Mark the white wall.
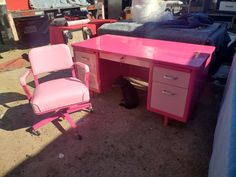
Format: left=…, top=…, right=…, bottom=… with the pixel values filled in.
left=0, top=0, right=6, bottom=5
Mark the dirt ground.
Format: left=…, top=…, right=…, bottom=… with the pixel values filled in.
left=0, top=48, right=221, bottom=177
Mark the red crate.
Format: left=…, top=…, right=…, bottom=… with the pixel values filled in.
left=5, top=0, right=30, bottom=11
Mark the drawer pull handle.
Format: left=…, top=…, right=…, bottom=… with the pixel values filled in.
left=163, top=75, right=178, bottom=80
left=162, top=90, right=176, bottom=96
left=81, top=56, right=89, bottom=61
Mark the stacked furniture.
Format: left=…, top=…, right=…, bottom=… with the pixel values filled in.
left=49, top=19, right=116, bottom=44
left=97, top=17, right=230, bottom=74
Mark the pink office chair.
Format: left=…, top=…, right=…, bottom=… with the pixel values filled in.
left=20, top=44, right=93, bottom=135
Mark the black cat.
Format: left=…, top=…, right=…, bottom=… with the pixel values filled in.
left=118, top=77, right=139, bottom=109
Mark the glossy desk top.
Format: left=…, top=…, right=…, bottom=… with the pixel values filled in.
left=72, top=34, right=215, bottom=69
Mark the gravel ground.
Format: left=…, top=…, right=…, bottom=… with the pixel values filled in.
left=0, top=48, right=221, bottom=177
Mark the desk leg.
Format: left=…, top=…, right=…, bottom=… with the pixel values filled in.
left=164, top=116, right=168, bottom=127
left=89, top=90, right=99, bottom=97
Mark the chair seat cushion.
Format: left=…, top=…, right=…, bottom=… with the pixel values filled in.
left=31, top=77, right=90, bottom=114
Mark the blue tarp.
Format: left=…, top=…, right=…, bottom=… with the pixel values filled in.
left=209, top=55, right=236, bottom=177
left=156, top=13, right=214, bottom=28
left=98, top=22, right=230, bottom=51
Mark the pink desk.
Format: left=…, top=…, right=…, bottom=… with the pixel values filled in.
left=49, top=19, right=116, bottom=44
left=72, top=34, right=215, bottom=125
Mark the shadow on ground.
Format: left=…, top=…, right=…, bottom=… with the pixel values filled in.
left=0, top=103, right=34, bottom=131
left=2, top=85, right=220, bottom=177
left=0, top=92, right=34, bottom=130
left=0, top=92, right=26, bottom=108
left=0, top=33, right=50, bottom=53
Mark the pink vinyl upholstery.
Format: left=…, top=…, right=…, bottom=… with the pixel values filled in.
left=31, top=77, right=90, bottom=114
left=29, top=44, right=73, bottom=75
left=20, top=44, right=92, bottom=135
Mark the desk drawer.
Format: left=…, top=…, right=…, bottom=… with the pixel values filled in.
left=90, top=73, right=99, bottom=90
left=151, top=82, right=188, bottom=117
left=152, top=66, right=190, bottom=88
left=75, top=51, right=97, bottom=68
left=100, top=52, right=150, bottom=68
left=76, top=68, right=99, bottom=90
left=75, top=63, right=97, bottom=75
left=100, top=52, right=122, bottom=62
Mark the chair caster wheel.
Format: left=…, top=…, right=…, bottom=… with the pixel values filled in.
left=74, top=132, right=83, bottom=140
left=26, top=127, right=40, bottom=136
left=89, top=107, right=94, bottom=113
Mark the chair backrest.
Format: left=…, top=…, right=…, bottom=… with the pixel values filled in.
left=29, top=44, right=73, bottom=75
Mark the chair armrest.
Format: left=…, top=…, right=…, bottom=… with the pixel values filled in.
left=20, top=69, right=33, bottom=100
left=74, top=62, right=90, bottom=87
